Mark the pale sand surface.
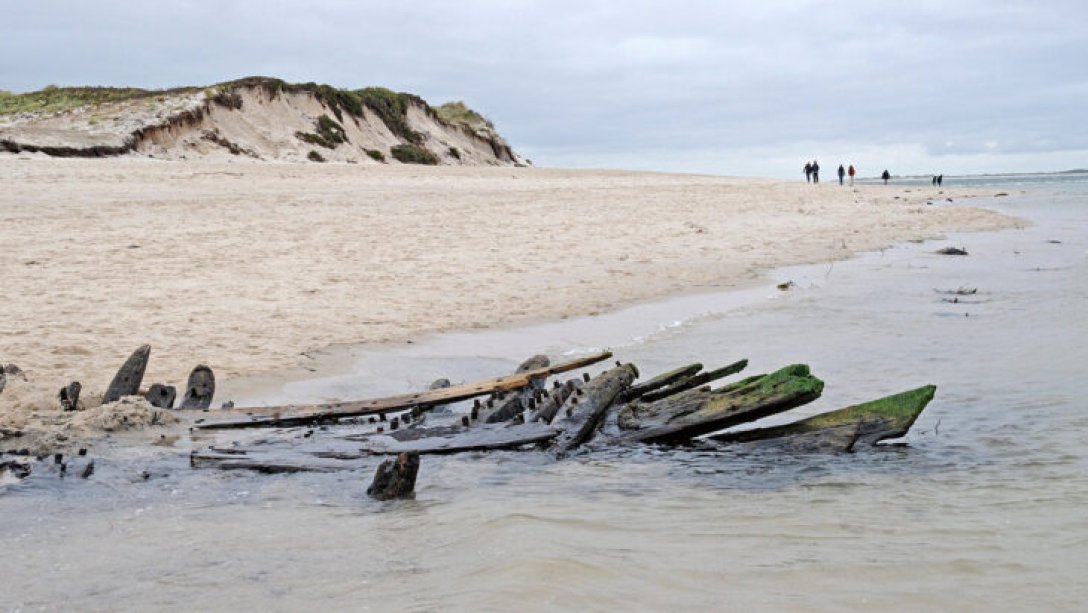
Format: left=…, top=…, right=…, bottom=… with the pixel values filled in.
left=0, top=158, right=1020, bottom=425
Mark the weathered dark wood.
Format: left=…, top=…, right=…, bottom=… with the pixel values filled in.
left=618, top=363, right=703, bottom=403
left=612, top=364, right=824, bottom=445
left=180, top=365, right=215, bottom=409
left=529, top=379, right=579, bottom=423
left=711, top=385, right=936, bottom=449
left=347, top=421, right=558, bottom=455
left=144, top=384, right=176, bottom=409
left=103, top=345, right=151, bottom=404
left=190, top=452, right=344, bottom=473
left=639, top=360, right=748, bottom=403
left=367, top=452, right=420, bottom=500
left=551, top=364, right=639, bottom=454
left=190, top=351, right=612, bottom=430
left=58, top=381, right=82, bottom=411
left=479, top=355, right=552, bottom=423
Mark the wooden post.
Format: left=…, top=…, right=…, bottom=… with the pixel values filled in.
left=367, top=452, right=420, bottom=500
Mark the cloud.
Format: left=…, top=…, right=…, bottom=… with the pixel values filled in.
left=1, top=0, right=1085, bottom=176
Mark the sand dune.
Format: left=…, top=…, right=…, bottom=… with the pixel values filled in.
left=0, top=159, right=1020, bottom=422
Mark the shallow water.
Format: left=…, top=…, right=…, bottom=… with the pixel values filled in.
left=3, top=177, right=1087, bottom=611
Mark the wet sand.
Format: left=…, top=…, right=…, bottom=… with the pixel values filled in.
left=0, top=158, right=1019, bottom=421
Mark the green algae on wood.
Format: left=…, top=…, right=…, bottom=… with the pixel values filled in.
left=614, top=364, right=824, bottom=445
left=712, top=384, right=936, bottom=449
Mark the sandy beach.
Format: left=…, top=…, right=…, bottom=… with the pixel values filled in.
left=0, top=158, right=1019, bottom=421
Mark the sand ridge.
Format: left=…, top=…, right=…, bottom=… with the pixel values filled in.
left=0, top=159, right=1020, bottom=421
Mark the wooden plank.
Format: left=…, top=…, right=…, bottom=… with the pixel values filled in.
left=189, top=351, right=612, bottom=430
left=711, top=385, right=936, bottom=448
left=550, top=364, right=638, bottom=454
left=613, top=364, right=824, bottom=445
left=348, top=421, right=558, bottom=455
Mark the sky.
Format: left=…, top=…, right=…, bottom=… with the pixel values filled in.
left=2, top=0, right=1086, bottom=178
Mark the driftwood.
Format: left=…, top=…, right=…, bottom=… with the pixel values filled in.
left=58, top=381, right=82, bottom=411
left=102, top=345, right=150, bottom=404
left=551, top=364, right=638, bottom=454
left=189, top=351, right=612, bottom=430
left=144, top=384, right=176, bottom=409
left=639, top=359, right=749, bottom=403
left=180, top=365, right=215, bottom=409
left=367, top=452, right=420, bottom=500
left=712, top=385, right=936, bottom=449
left=612, top=365, right=824, bottom=445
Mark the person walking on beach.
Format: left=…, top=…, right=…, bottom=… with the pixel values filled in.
left=932, top=176, right=938, bottom=186
left=812, top=160, right=820, bottom=183
left=804, top=162, right=812, bottom=183
left=848, top=164, right=856, bottom=186
left=837, top=164, right=846, bottom=185
left=937, top=174, right=943, bottom=187
left=881, top=169, right=891, bottom=185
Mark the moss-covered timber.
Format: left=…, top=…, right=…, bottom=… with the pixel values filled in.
left=614, top=364, right=824, bottom=445
left=712, top=385, right=936, bottom=449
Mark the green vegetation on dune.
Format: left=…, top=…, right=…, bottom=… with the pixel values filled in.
left=2, top=77, right=506, bottom=163
left=0, top=84, right=201, bottom=115
left=390, top=144, right=438, bottom=165
left=436, top=101, right=495, bottom=134
left=355, top=87, right=425, bottom=144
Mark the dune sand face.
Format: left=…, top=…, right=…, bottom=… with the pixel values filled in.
left=0, top=159, right=1019, bottom=419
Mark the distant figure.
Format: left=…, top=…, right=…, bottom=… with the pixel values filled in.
left=804, top=162, right=812, bottom=183
left=837, top=164, right=845, bottom=185
left=881, top=169, right=891, bottom=185
left=932, top=176, right=938, bottom=186
left=848, top=164, right=856, bottom=186
left=937, top=174, right=943, bottom=187
left=812, top=160, right=820, bottom=183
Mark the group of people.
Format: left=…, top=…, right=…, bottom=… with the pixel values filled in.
left=803, top=161, right=894, bottom=186
left=803, top=160, right=858, bottom=186
left=931, top=174, right=944, bottom=186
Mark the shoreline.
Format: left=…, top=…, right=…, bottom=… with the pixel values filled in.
left=0, top=159, right=1022, bottom=426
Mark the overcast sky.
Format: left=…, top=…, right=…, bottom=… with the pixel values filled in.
left=2, top=0, right=1085, bottom=177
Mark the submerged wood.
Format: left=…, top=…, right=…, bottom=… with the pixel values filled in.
left=639, top=360, right=748, bottom=403
left=190, top=351, right=612, bottom=430
left=190, top=452, right=346, bottom=473
left=346, top=421, right=558, bottom=455
left=617, top=363, right=702, bottom=403
left=711, top=385, right=936, bottom=449
left=102, top=345, right=151, bottom=404
left=612, top=364, right=824, bottom=445
left=180, top=365, right=215, bottom=409
left=367, top=452, right=420, bottom=500
left=550, top=364, right=639, bottom=454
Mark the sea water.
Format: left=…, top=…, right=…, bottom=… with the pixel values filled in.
left=2, top=175, right=1086, bottom=611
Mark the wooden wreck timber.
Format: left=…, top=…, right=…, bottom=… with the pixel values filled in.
left=550, top=363, right=639, bottom=454
left=610, top=365, right=824, bottom=445
left=711, top=385, right=937, bottom=451
left=185, top=354, right=939, bottom=479
left=187, top=351, right=613, bottom=430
